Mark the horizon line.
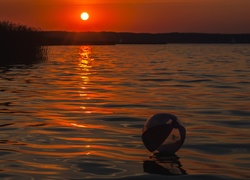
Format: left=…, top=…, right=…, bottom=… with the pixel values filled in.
left=39, top=30, right=250, bottom=35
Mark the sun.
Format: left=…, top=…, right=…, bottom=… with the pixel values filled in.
left=81, top=12, right=89, bottom=21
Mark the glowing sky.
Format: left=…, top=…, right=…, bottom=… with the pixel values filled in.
left=0, top=0, right=250, bottom=33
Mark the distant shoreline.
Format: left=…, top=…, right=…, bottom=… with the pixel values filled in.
left=38, top=31, right=250, bottom=45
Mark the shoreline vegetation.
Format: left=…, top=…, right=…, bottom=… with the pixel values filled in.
left=1, top=21, right=250, bottom=65
left=0, top=21, right=47, bottom=65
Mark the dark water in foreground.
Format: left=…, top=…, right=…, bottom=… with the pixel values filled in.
left=0, top=44, right=249, bottom=180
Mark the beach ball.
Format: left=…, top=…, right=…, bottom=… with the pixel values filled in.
left=142, top=113, right=186, bottom=154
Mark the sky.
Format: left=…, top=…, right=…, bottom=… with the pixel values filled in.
left=0, top=0, right=250, bottom=33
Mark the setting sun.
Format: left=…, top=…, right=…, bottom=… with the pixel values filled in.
left=81, top=12, right=89, bottom=21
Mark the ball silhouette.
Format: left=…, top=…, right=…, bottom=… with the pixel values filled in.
left=142, top=113, right=186, bottom=154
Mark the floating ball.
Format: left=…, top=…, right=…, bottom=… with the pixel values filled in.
left=142, top=113, right=186, bottom=154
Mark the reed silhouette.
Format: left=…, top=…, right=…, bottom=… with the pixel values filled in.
left=0, top=21, right=47, bottom=66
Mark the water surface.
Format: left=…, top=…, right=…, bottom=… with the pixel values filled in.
left=0, top=44, right=249, bottom=179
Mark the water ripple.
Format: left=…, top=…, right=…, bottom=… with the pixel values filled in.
left=0, top=45, right=249, bottom=179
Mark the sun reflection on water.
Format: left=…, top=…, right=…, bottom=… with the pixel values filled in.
left=77, top=46, right=115, bottom=115
left=78, top=46, right=92, bottom=83
left=78, top=46, right=93, bottom=114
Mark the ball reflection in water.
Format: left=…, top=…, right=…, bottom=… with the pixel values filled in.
left=142, top=113, right=186, bottom=154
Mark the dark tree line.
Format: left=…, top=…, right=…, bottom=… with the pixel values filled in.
left=39, top=31, right=250, bottom=45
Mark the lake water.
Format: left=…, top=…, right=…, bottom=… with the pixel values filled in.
left=0, top=44, right=249, bottom=180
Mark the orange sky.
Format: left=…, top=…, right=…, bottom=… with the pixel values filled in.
left=0, top=0, right=250, bottom=33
